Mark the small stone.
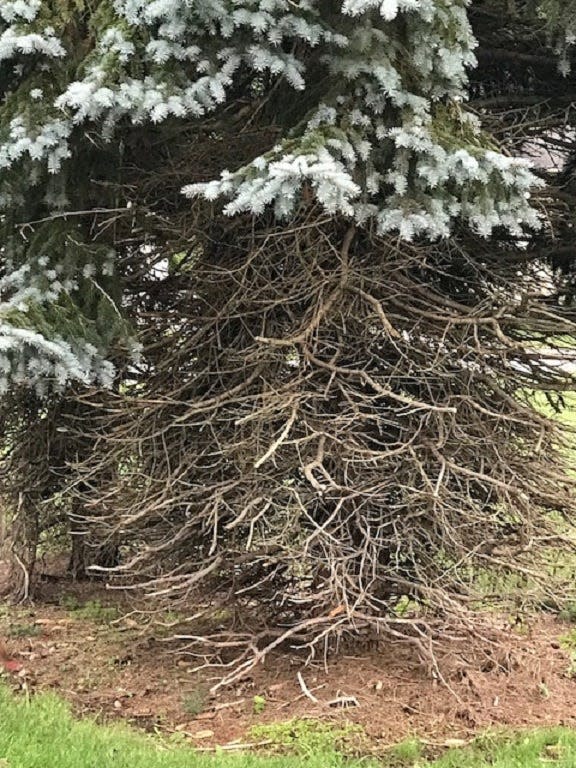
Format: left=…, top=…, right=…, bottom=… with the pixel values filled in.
left=191, top=730, right=214, bottom=740
left=327, top=695, right=359, bottom=708
left=443, top=739, right=468, bottom=748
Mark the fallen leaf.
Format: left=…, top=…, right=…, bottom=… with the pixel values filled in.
left=2, top=660, right=23, bottom=674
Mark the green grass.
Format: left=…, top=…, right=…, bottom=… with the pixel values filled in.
left=6, top=623, right=43, bottom=639
left=429, top=729, right=576, bottom=767
left=248, top=718, right=366, bottom=756
left=181, top=688, right=207, bottom=717
left=5, top=685, right=576, bottom=767
left=59, top=596, right=119, bottom=624
left=386, top=730, right=576, bottom=767
left=385, top=737, right=424, bottom=766
left=529, top=389, right=576, bottom=438
left=0, top=686, right=358, bottom=768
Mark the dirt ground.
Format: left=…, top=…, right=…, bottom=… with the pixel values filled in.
left=2, top=568, right=576, bottom=751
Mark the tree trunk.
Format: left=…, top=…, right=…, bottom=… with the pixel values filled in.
left=67, top=531, right=88, bottom=580
left=0, top=497, right=39, bottom=602
left=67, top=508, right=119, bottom=580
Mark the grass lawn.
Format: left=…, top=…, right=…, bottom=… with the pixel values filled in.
left=428, top=730, right=576, bottom=767
left=0, top=684, right=353, bottom=768
left=3, top=684, right=576, bottom=768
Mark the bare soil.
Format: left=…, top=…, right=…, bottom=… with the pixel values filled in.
left=1, top=570, right=576, bottom=750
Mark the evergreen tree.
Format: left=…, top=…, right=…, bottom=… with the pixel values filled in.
left=0, top=0, right=564, bottom=393
left=1, top=0, right=576, bottom=676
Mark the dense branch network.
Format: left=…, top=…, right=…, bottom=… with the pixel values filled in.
left=1, top=0, right=576, bottom=681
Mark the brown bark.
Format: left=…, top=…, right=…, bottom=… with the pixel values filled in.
left=0, top=498, right=39, bottom=602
